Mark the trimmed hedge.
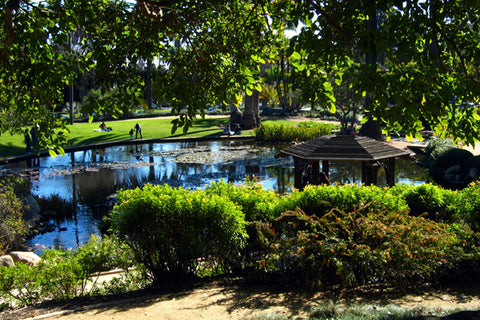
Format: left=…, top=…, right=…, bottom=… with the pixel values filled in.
left=254, top=121, right=339, bottom=142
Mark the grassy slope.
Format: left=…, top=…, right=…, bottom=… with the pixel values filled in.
left=0, top=117, right=305, bottom=159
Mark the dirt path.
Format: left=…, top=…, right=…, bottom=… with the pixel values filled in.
left=5, top=280, right=479, bottom=320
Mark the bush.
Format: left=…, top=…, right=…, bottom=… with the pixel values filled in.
left=109, top=184, right=248, bottom=282
left=260, top=207, right=479, bottom=288
left=390, top=183, right=460, bottom=223
left=421, top=137, right=456, bottom=169
left=458, top=182, right=480, bottom=232
left=272, top=184, right=408, bottom=218
left=204, top=179, right=280, bottom=222
left=254, top=121, right=338, bottom=142
left=0, top=235, right=138, bottom=307
left=0, top=186, right=29, bottom=255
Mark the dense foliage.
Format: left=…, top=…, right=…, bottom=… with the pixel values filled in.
left=109, top=184, right=248, bottom=281
left=0, top=176, right=31, bottom=255
left=3, top=1, right=480, bottom=151
left=0, top=235, right=139, bottom=306
left=261, top=207, right=478, bottom=287
left=254, top=121, right=339, bottom=142
left=108, top=182, right=480, bottom=287
left=3, top=181, right=480, bottom=307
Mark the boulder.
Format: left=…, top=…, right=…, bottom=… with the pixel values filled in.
left=0, top=255, right=15, bottom=267
left=22, top=194, right=41, bottom=224
left=444, top=164, right=462, bottom=175
left=9, top=251, right=41, bottom=266
left=467, top=167, right=479, bottom=180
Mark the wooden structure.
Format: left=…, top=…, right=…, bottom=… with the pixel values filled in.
left=279, top=134, right=412, bottom=189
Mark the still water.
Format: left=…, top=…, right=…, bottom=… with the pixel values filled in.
left=1, top=139, right=428, bottom=253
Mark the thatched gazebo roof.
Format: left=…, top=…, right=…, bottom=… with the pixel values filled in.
left=279, top=134, right=411, bottom=161
left=279, top=134, right=411, bottom=188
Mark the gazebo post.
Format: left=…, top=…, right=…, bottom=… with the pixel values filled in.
left=361, top=161, right=377, bottom=186
left=294, top=158, right=303, bottom=189
left=311, top=161, right=320, bottom=185
left=385, top=158, right=395, bottom=187
left=322, top=160, right=329, bottom=177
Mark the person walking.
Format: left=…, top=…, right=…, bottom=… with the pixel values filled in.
left=134, top=123, right=142, bottom=139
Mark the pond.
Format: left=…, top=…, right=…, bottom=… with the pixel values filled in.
left=0, top=139, right=429, bottom=253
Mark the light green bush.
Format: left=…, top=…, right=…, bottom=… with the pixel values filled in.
left=254, top=121, right=338, bottom=142
left=0, top=235, right=138, bottom=307
left=273, top=184, right=408, bottom=218
left=204, top=179, right=280, bottom=222
left=109, top=184, right=248, bottom=282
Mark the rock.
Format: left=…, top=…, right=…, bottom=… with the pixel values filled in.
left=0, top=255, right=15, bottom=267
left=9, top=251, right=41, bottom=266
left=22, top=194, right=42, bottom=224
left=444, top=164, right=462, bottom=175
left=467, top=167, right=479, bottom=180
left=42, top=209, right=57, bottom=219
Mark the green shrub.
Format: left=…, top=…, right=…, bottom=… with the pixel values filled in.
left=273, top=184, right=408, bottom=218
left=421, top=137, right=456, bottom=169
left=458, top=182, right=480, bottom=232
left=260, top=206, right=479, bottom=288
left=74, top=235, right=134, bottom=274
left=0, top=175, right=32, bottom=198
left=204, top=179, right=280, bottom=222
left=0, top=235, right=138, bottom=307
left=109, top=184, right=248, bottom=282
left=254, top=121, right=338, bottom=142
left=0, top=186, right=29, bottom=255
left=391, top=183, right=460, bottom=223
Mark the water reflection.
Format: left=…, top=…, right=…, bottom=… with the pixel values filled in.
left=1, top=140, right=428, bottom=253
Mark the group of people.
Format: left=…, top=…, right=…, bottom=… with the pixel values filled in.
left=222, top=123, right=242, bottom=136
left=24, top=126, right=38, bottom=153
left=129, top=123, right=142, bottom=140
left=99, top=122, right=113, bottom=131
left=97, top=121, right=142, bottom=140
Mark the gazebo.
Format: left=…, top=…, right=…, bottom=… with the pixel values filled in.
left=279, top=134, right=412, bottom=189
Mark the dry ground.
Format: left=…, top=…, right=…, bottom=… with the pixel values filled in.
left=3, top=278, right=480, bottom=320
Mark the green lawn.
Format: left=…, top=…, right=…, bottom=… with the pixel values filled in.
left=0, top=116, right=318, bottom=159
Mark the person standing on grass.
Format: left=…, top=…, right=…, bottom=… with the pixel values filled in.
left=134, top=123, right=142, bottom=139
left=129, top=128, right=134, bottom=140
left=24, top=129, right=31, bottom=153
left=30, top=125, right=38, bottom=153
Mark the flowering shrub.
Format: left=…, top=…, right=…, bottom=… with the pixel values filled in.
left=260, top=206, right=479, bottom=288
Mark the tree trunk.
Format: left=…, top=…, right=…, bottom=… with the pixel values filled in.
left=241, top=90, right=261, bottom=129
left=146, top=59, right=153, bottom=109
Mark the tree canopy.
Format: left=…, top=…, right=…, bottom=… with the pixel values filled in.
left=1, top=0, right=480, bottom=153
